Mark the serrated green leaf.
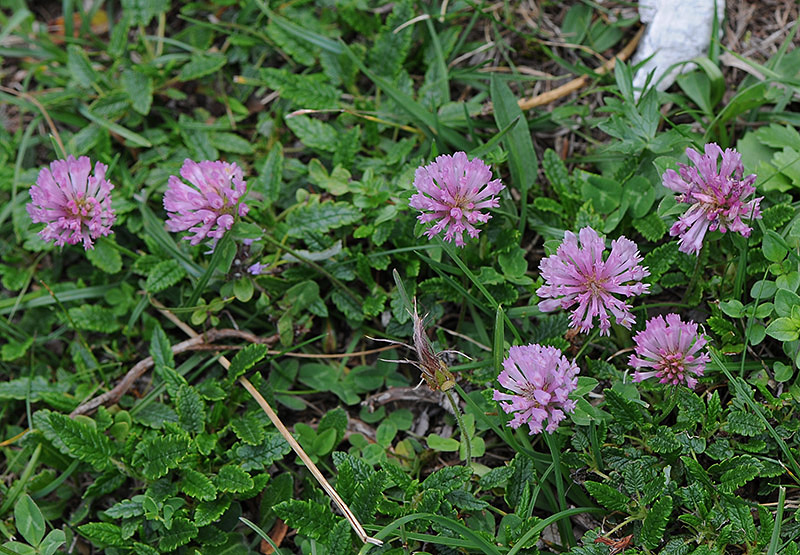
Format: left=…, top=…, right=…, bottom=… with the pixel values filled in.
left=86, top=239, right=122, bottom=273
left=285, top=199, right=362, bottom=237
left=104, top=498, right=144, bottom=519
left=210, top=132, right=254, bottom=154
left=67, top=304, right=121, bottom=333
left=157, top=517, right=197, bottom=551
left=273, top=499, right=336, bottom=540
left=584, top=481, right=629, bottom=512
left=237, top=433, right=291, bottom=471
left=603, top=389, right=643, bottom=431
left=145, top=260, right=186, bottom=293
left=725, top=410, right=765, bottom=436
left=78, top=522, right=125, bottom=547
left=351, top=471, right=387, bottom=521
left=228, top=343, right=268, bottom=382
left=326, top=519, right=353, bottom=555
left=178, top=53, right=227, bottom=81
left=194, top=495, right=231, bottom=527
left=47, top=413, right=113, bottom=470
left=634, top=212, right=667, bottom=242
left=422, top=465, right=471, bottom=494
left=641, top=495, right=672, bottom=550
left=133, top=435, right=191, bottom=479
left=231, top=413, right=266, bottom=445
left=259, top=68, right=339, bottom=109
left=181, top=469, right=217, bottom=501
left=215, top=464, right=254, bottom=493
left=176, top=384, right=205, bottom=434
left=121, top=69, right=153, bottom=115
left=285, top=115, right=337, bottom=151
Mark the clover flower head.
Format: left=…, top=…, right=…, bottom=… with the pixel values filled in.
left=409, top=152, right=504, bottom=247
left=537, top=227, right=650, bottom=336
left=493, top=344, right=579, bottom=435
left=662, top=143, right=762, bottom=255
left=630, top=313, right=710, bottom=389
left=163, top=159, right=249, bottom=245
left=26, top=155, right=116, bottom=250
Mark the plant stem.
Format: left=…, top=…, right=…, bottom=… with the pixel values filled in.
left=445, top=388, right=472, bottom=466
left=544, top=432, right=575, bottom=548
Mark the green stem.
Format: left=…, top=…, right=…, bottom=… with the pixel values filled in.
left=544, top=432, right=575, bottom=548
left=445, top=388, right=472, bottom=466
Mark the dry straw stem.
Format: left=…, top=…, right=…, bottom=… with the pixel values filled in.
left=483, top=25, right=644, bottom=114
left=151, top=299, right=384, bottom=547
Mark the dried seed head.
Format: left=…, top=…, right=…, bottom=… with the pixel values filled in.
left=410, top=300, right=456, bottom=391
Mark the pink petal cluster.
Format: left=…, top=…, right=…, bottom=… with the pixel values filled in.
left=163, top=159, right=249, bottom=245
left=630, top=314, right=709, bottom=388
left=663, top=143, right=762, bottom=255
left=493, top=344, right=579, bottom=435
left=409, top=152, right=504, bottom=247
left=26, top=155, right=116, bottom=250
left=537, top=227, right=650, bottom=336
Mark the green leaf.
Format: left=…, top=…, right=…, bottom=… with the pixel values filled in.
left=86, top=239, right=122, bottom=273
left=286, top=199, right=362, bottom=237
left=273, top=500, right=336, bottom=540
left=104, top=499, right=144, bottom=519
left=157, top=517, right=197, bottom=551
left=641, top=495, right=672, bottom=550
left=766, top=317, right=800, bottom=341
left=181, top=469, right=217, bottom=501
left=491, top=75, right=537, bottom=233
left=426, top=434, right=459, bottom=452
left=1, top=337, right=34, bottom=362
left=231, top=413, right=266, bottom=445
left=774, top=288, right=800, bottom=318
left=14, top=495, right=45, bottom=547
left=215, top=465, right=254, bottom=493
left=285, top=115, right=337, bottom=151
left=121, top=69, right=153, bottom=115
left=39, top=529, right=66, bottom=555
left=725, top=410, right=766, bottom=437
left=583, top=481, right=629, bottom=512
left=67, top=305, right=121, bottom=333
left=210, top=132, right=255, bottom=154
left=763, top=230, right=788, bottom=262
left=258, top=68, right=339, bottom=109
left=67, top=45, right=98, bottom=86
left=422, top=465, right=471, bottom=494
left=178, top=53, right=227, bottom=81
left=603, top=389, right=643, bottom=431
left=581, top=175, right=622, bottom=214
left=149, top=325, right=174, bottom=372
left=228, top=343, right=268, bottom=382
left=236, top=433, right=291, bottom=471
left=194, top=496, right=231, bottom=527
left=145, top=260, right=186, bottom=293
left=47, top=413, right=113, bottom=470
left=133, top=435, right=191, bottom=479
left=176, top=384, right=205, bottom=434
left=633, top=212, right=667, bottom=242
left=78, top=522, right=125, bottom=548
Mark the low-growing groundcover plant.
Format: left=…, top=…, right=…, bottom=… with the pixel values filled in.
left=2, top=1, right=800, bottom=554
